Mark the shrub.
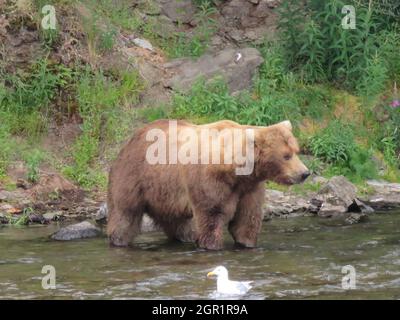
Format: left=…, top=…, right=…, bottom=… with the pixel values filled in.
left=25, top=149, right=45, bottom=183
left=64, top=68, right=142, bottom=189
left=278, top=0, right=394, bottom=92
left=309, top=120, right=356, bottom=163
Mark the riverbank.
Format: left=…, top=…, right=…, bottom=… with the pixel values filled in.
left=1, top=173, right=399, bottom=231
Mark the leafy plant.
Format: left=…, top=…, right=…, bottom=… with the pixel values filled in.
left=64, top=68, right=142, bottom=189
left=167, top=3, right=217, bottom=58
left=309, top=120, right=356, bottom=163
left=278, top=0, right=392, bottom=91
left=25, top=149, right=45, bottom=183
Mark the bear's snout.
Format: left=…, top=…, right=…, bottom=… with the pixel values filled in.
left=290, top=169, right=310, bottom=184
left=300, top=170, right=311, bottom=181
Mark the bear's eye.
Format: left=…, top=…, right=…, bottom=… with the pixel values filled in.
left=284, top=154, right=292, bottom=161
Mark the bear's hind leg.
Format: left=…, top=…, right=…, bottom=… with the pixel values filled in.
left=228, top=185, right=264, bottom=248
left=107, top=205, right=143, bottom=247
left=194, top=207, right=224, bottom=250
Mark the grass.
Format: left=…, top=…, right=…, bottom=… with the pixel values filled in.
left=62, top=68, right=143, bottom=190
left=24, top=149, right=45, bottom=183
left=87, top=0, right=217, bottom=58
left=265, top=180, right=322, bottom=195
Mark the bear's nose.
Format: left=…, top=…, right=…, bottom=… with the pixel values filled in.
left=301, top=171, right=310, bottom=181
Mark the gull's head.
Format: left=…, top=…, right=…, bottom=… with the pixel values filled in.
left=207, top=266, right=228, bottom=279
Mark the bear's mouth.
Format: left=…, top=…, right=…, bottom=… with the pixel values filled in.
left=273, top=176, right=300, bottom=185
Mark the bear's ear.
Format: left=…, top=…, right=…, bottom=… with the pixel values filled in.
left=279, top=120, right=292, bottom=131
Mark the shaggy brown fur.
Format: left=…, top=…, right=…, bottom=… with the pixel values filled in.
left=107, top=119, right=309, bottom=250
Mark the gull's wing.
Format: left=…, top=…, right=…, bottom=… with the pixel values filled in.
left=231, top=280, right=252, bottom=293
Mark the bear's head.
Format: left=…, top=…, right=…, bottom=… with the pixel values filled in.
left=254, top=120, right=310, bottom=185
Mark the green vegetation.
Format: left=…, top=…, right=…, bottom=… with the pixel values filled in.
left=25, top=149, right=45, bottom=183
left=278, top=0, right=400, bottom=92
left=62, top=68, right=142, bottom=189
left=167, top=3, right=217, bottom=58
left=0, top=0, right=399, bottom=193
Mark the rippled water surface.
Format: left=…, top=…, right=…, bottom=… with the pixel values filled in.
left=1, top=212, right=400, bottom=299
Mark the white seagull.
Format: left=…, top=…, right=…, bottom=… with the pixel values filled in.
left=207, top=266, right=252, bottom=295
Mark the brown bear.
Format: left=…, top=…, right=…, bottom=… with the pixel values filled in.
left=107, top=119, right=309, bottom=250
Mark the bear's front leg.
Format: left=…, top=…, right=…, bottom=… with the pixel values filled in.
left=194, top=206, right=225, bottom=250
left=228, top=184, right=265, bottom=248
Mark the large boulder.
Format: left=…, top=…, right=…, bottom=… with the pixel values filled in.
left=312, top=176, right=373, bottom=217
left=164, top=47, right=264, bottom=93
left=51, top=221, right=101, bottom=241
left=318, top=176, right=357, bottom=208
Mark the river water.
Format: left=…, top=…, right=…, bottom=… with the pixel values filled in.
left=1, top=211, right=400, bottom=299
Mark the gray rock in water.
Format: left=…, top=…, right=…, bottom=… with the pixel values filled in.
left=318, top=203, right=347, bottom=218
left=312, top=176, right=376, bottom=217
left=317, top=175, right=357, bottom=208
left=51, top=221, right=101, bottom=241
left=345, top=213, right=368, bottom=225
left=352, top=199, right=374, bottom=214
left=164, top=47, right=264, bottom=93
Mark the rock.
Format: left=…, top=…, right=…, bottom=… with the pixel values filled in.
left=43, top=211, right=64, bottom=221
left=158, top=0, right=197, bottom=23
left=95, top=203, right=108, bottom=222
left=317, top=176, right=357, bottom=208
left=164, top=47, right=264, bottom=93
left=16, top=179, right=30, bottom=190
left=28, top=213, right=49, bottom=225
left=345, top=213, right=368, bottom=225
left=51, top=221, right=101, bottom=241
left=218, top=0, right=279, bottom=44
left=318, top=203, right=347, bottom=218
left=361, top=180, right=400, bottom=210
left=0, top=189, right=28, bottom=202
left=263, top=189, right=312, bottom=218
left=30, top=172, right=84, bottom=202
left=0, top=212, right=8, bottom=224
left=250, top=0, right=272, bottom=18
left=310, top=176, right=377, bottom=217
left=350, top=199, right=375, bottom=214
left=133, top=38, right=154, bottom=51
left=0, top=203, right=14, bottom=212
left=309, top=175, right=328, bottom=185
